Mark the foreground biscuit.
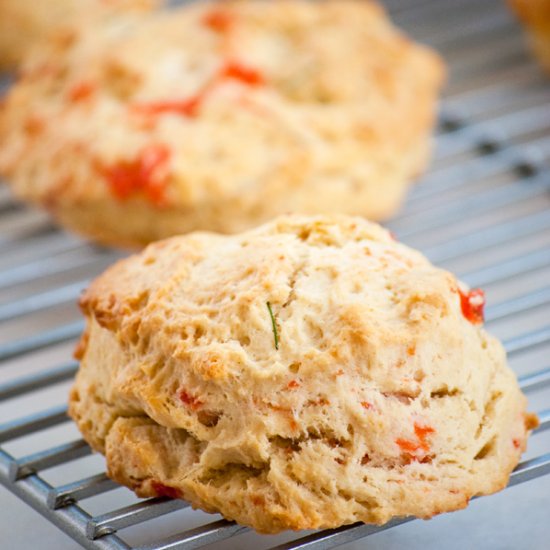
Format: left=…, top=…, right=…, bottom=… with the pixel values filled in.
left=0, top=0, right=160, bottom=71
left=510, top=0, right=550, bottom=72
left=69, top=215, right=537, bottom=533
left=0, top=0, right=443, bottom=247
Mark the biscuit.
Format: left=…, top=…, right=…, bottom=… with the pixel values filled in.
left=69, top=214, right=537, bottom=533
left=0, top=0, right=160, bottom=71
left=0, top=0, right=444, bottom=247
left=509, top=0, right=550, bottom=72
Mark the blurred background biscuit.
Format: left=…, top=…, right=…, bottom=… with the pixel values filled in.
left=0, top=0, right=161, bottom=71
left=0, top=0, right=444, bottom=247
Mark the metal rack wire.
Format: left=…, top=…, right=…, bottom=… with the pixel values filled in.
left=1, top=0, right=550, bottom=548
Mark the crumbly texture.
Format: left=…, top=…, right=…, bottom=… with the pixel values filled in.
left=0, top=0, right=160, bottom=71
left=0, top=0, right=444, bottom=248
left=69, top=215, right=537, bottom=534
left=510, top=0, right=550, bottom=72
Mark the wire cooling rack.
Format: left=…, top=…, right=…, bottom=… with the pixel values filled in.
left=1, top=0, right=550, bottom=548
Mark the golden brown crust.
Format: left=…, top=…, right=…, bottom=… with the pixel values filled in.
left=0, top=0, right=444, bottom=247
left=509, top=0, right=550, bottom=72
left=510, top=0, right=550, bottom=25
left=69, top=215, right=535, bottom=533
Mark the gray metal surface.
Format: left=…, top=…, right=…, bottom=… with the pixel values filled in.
left=1, top=0, right=550, bottom=548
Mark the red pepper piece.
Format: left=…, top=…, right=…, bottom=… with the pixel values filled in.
left=458, top=287, right=486, bottom=324
left=221, top=61, right=265, bottom=86
left=132, top=61, right=264, bottom=120
left=202, top=10, right=234, bottom=33
left=179, top=389, right=204, bottom=410
left=132, top=97, right=202, bottom=118
left=102, top=144, right=171, bottom=205
left=396, top=438, right=420, bottom=453
left=396, top=422, right=435, bottom=456
left=414, top=423, right=435, bottom=452
left=151, top=481, right=181, bottom=499
left=68, top=81, right=95, bottom=102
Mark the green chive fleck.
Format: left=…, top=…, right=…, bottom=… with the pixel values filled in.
left=266, top=301, right=279, bottom=350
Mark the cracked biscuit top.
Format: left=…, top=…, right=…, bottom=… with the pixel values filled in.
left=69, top=214, right=537, bottom=533
left=0, top=0, right=443, bottom=246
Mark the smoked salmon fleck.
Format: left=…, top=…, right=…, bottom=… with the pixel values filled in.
left=179, top=389, right=204, bottom=410
left=151, top=481, right=181, bottom=499
left=458, top=287, right=485, bottom=324
left=102, top=144, right=171, bottom=205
